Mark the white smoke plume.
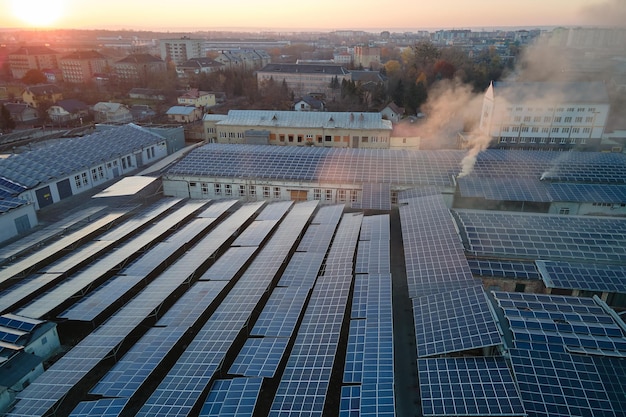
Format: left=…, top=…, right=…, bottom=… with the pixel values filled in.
left=580, top=0, right=626, bottom=28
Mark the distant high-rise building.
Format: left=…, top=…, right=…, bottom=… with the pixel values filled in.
left=159, top=37, right=203, bottom=67
left=59, top=50, right=110, bottom=84
left=8, top=45, right=60, bottom=79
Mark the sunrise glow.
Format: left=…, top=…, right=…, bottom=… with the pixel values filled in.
left=11, top=0, right=67, bottom=28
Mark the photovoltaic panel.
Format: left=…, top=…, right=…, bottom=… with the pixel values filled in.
left=228, top=337, right=289, bottom=377
left=493, top=291, right=626, bottom=356
left=310, top=204, right=345, bottom=225
left=69, top=398, right=129, bottom=417
left=418, top=356, right=525, bottom=417
left=297, top=224, right=338, bottom=253
left=351, top=275, right=368, bottom=319
left=537, top=260, right=626, bottom=294
left=357, top=183, right=391, bottom=211
left=0, top=314, right=41, bottom=332
left=592, top=356, right=626, bottom=416
left=454, top=209, right=626, bottom=263
left=277, top=251, right=325, bottom=288
left=232, top=219, right=279, bottom=246
left=7, top=203, right=262, bottom=417
left=509, top=348, right=615, bottom=417
left=135, top=201, right=318, bottom=417
left=413, top=285, right=502, bottom=357
left=254, top=200, right=293, bottom=220
left=198, top=246, right=257, bottom=281
left=343, top=319, right=366, bottom=383
left=399, top=195, right=478, bottom=298
left=250, top=286, right=309, bottom=337
left=196, top=198, right=240, bottom=218
left=199, top=377, right=263, bottom=417
left=340, top=385, right=361, bottom=417
left=468, top=259, right=541, bottom=280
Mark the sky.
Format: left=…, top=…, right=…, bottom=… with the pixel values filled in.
left=0, top=0, right=623, bottom=31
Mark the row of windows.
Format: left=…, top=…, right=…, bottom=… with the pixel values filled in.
left=502, top=126, right=592, bottom=134
left=509, top=115, right=597, bottom=124
left=196, top=182, right=364, bottom=204
left=507, top=106, right=597, bottom=113
left=499, top=136, right=587, bottom=145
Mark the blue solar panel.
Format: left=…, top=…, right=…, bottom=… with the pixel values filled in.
left=340, top=386, right=361, bottom=417
left=344, top=319, right=366, bottom=383
left=69, top=398, right=129, bottom=417
left=200, top=377, right=264, bottom=417
left=229, top=337, right=289, bottom=378
left=413, top=285, right=502, bottom=357
left=592, top=356, right=626, bottom=416
left=250, top=286, right=309, bottom=337
left=510, top=349, right=615, bottom=417
left=400, top=195, right=478, bottom=298
left=468, top=258, right=541, bottom=280
left=0, top=314, right=40, bottom=332
left=537, top=260, right=626, bottom=294
left=418, top=357, right=525, bottom=417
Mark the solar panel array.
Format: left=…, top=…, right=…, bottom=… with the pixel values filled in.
left=199, top=377, right=263, bottom=417
left=537, top=260, right=626, bottom=294
left=454, top=209, right=626, bottom=263
left=270, top=212, right=362, bottom=417
left=458, top=177, right=626, bottom=204
left=399, top=195, right=479, bottom=298
left=355, top=183, right=391, bottom=210
left=413, top=285, right=502, bottom=357
left=250, top=286, right=310, bottom=337
left=136, top=201, right=318, bottom=417
left=468, top=259, right=541, bottom=280
left=7, top=202, right=264, bottom=417
left=340, top=214, right=394, bottom=416
left=509, top=348, right=616, bottom=417
left=418, top=357, right=525, bottom=417
left=493, top=291, right=626, bottom=357
left=17, top=199, right=210, bottom=319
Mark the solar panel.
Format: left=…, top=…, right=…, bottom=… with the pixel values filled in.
left=357, top=183, right=391, bottom=210
left=493, top=291, right=626, bottom=356
left=510, top=348, right=615, bottom=417
left=250, top=286, right=309, bottom=337
left=592, top=356, right=626, bottom=416
left=199, top=378, right=263, bottom=417
left=69, top=398, right=129, bottom=417
left=418, top=356, right=525, bottom=417
left=537, top=260, right=626, bottom=294
left=198, top=246, right=258, bottom=281
left=278, top=251, right=325, bottom=288
left=0, top=314, right=41, bottom=332
left=343, top=319, right=366, bottom=383
left=468, top=259, right=541, bottom=280
left=232, top=219, right=279, bottom=246
left=228, top=337, right=289, bottom=377
left=339, top=385, right=361, bottom=417
left=454, top=209, right=626, bottom=263
left=413, top=285, right=502, bottom=357
left=400, top=195, right=478, bottom=298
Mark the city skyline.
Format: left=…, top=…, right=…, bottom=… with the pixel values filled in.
left=0, top=0, right=624, bottom=32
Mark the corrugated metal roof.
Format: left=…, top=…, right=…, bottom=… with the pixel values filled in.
left=217, top=110, right=392, bottom=130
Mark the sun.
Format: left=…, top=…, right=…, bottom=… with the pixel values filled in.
left=11, top=0, right=67, bottom=28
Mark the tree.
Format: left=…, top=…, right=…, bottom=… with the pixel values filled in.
left=433, top=60, right=456, bottom=80
left=391, top=79, right=405, bottom=106
left=0, top=105, right=16, bottom=133
left=22, top=69, right=47, bottom=85
left=383, top=60, right=402, bottom=78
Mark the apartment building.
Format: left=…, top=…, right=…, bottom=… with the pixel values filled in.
left=479, top=81, right=610, bottom=150
left=59, top=50, right=110, bottom=84
left=159, top=37, right=203, bottom=66
left=8, top=45, right=60, bottom=79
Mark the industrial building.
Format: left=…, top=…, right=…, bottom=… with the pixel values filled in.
left=1, top=142, right=626, bottom=417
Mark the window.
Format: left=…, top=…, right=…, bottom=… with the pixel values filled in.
left=279, top=134, right=285, bottom=142
left=239, top=184, right=246, bottom=196
left=542, top=127, right=550, bottom=133
left=314, top=188, right=321, bottom=200
left=515, top=283, right=526, bottom=292
left=560, top=138, right=567, bottom=144
left=98, top=166, right=105, bottom=179
left=263, top=186, right=270, bottom=198
left=554, top=117, right=562, bottom=122
left=249, top=185, right=256, bottom=197
left=531, top=127, right=539, bottom=133
left=530, top=137, right=536, bottom=143
left=556, top=107, right=564, bottom=112
left=567, top=107, right=575, bottom=112
left=225, top=184, right=232, bottom=196
left=540, top=137, right=547, bottom=144
left=562, top=127, right=570, bottom=133
left=523, top=116, right=531, bottom=122
left=288, top=135, right=294, bottom=142
left=201, top=183, right=209, bottom=195
left=361, top=136, right=368, bottom=143
left=122, top=157, right=127, bottom=169
left=74, top=174, right=81, bottom=188
left=544, top=116, right=551, bottom=123
left=564, top=117, right=572, bottom=123
left=552, top=127, right=559, bottom=133
left=582, top=127, right=591, bottom=133
left=325, top=135, right=331, bottom=142
left=572, top=127, right=580, bottom=133
left=533, top=116, right=541, bottom=122
left=91, top=168, right=98, bottom=182
left=297, top=135, right=303, bottom=143
left=514, top=116, right=521, bottom=122
left=214, top=183, right=222, bottom=195
left=273, top=187, right=280, bottom=198
left=520, top=137, right=526, bottom=143
left=521, top=126, right=529, bottom=132
left=81, top=172, right=88, bottom=186
left=577, top=107, right=585, bottom=112
left=559, top=207, right=570, bottom=215
left=588, top=107, right=596, bottom=112
left=325, top=189, right=333, bottom=201
left=502, top=126, right=510, bottom=132
left=127, top=156, right=132, bottom=167
left=550, top=138, right=556, bottom=144
left=512, top=126, right=520, bottom=132
left=499, top=137, right=507, bottom=143
left=570, top=138, right=577, bottom=144
left=510, top=137, right=516, bottom=143
left=337, top=189, right=346, bottom=202
left=350, top=190, right=358, bottom=203
left=575, top=116, right=582, bottom=123
left=391, top=191, right=398, bottom=205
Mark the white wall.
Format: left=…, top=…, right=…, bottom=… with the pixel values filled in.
left=0, top=204, right=38, bottom=244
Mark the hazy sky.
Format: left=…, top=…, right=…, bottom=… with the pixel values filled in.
left=0, top=0, right=621, bottom=31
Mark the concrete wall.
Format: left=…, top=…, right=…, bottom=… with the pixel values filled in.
left=0, top=204, right=38, bottom=244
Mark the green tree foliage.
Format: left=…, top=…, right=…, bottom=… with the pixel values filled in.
left=22, top=69, right=47, bottom=85
left=0, top=105, right=16, bottom=133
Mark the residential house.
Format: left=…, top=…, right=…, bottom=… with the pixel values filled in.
left=257, top=63, right=351, bottom=100
left=8, top=45, right=60, bottom=79
left=3, top=103, right=39, bottom=123
left=130, top=104, right=156, bottom=122
left=59, top=50, right=110, bottom=84
left=21, top=84, right=63, bottom=109
left=177, top=89, right=216, bottom=108
left=381, top=102, right=405, bottom=123
left=113, top=54, right=167, bottom=85
left=47, top=99, right=89, bottom=125
left=294, top=95, right=325, bottom=112
left=166, top=106, right=203, bottom=123
left=176, top=57, right=224, bottom=78
left=92, top=102, right=133, bottom=124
